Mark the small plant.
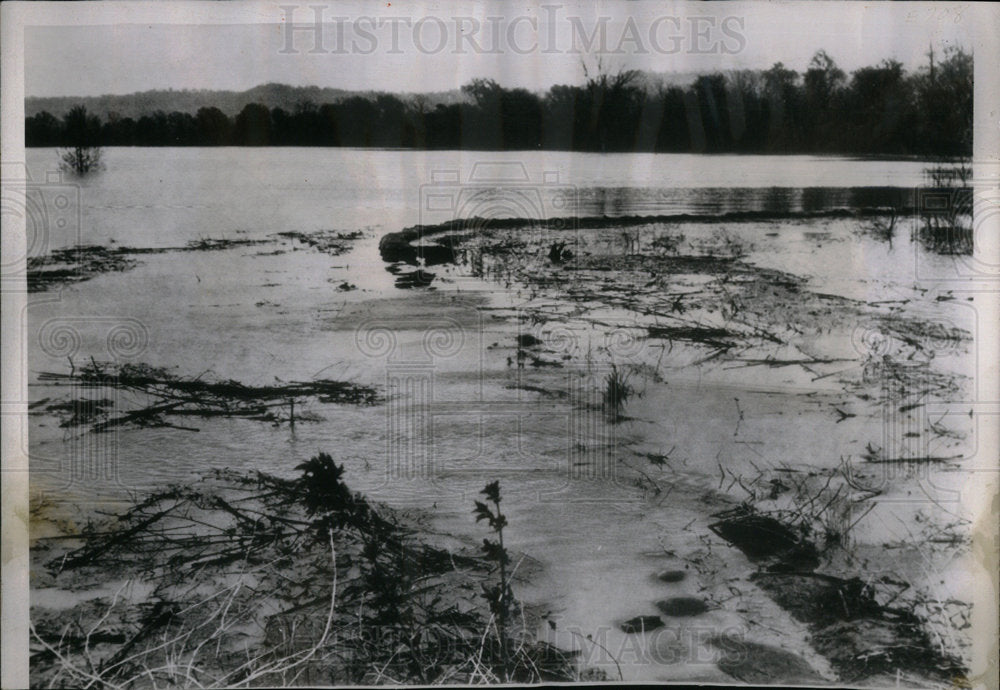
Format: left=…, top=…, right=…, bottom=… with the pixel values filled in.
left=603, top=364, right=634, bottom=421
left=473, top=480, right=512, bottom=678
left=865, top=209, right=898, bottom=247
left=295, top=452, right=351, bottom=512
left=294, top=452, right=384, bottom=534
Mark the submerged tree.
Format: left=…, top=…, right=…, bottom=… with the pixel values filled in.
left=58, top=105, right=103, bottom=175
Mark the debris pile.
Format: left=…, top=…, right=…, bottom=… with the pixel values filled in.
left=36, top=361, right=379, bottom=432
left=31, top=455, right=576, bottom=687
left=27, top=245, right=137, bottom=292
left=273, top=230, right=364, bottom=256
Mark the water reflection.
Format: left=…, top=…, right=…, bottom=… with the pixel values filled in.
left=571, top=186, right=916, bottom=217
left=386, top=262, right=437, bottom=288
left=394, top=269, right=436, bottom=289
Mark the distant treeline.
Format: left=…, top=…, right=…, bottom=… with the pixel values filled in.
left=27, top=49, right=972, bottom=156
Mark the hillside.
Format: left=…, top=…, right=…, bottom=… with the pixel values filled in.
left=24, top=71, right=708, bottom=120
left=25, top=83, right=470, bottom=119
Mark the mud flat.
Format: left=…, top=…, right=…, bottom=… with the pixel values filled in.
left=26, top=229, right=366, bottom=293
left=377, top=210, right=976, bottom=686
left=28, top=211, right=977, bottom=686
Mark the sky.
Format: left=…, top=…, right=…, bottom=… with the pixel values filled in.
left=24, top=1, right=976, bottom=98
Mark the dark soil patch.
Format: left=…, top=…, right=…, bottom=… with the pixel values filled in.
left=709, top=633, right=823, bottom=684
left=753, top=572, right=965, bottom=682
left=811, top=617, right=964, bottom=682
left=751, top=572, right=883, bottom=622
left=378, top=227, right=456, bottom=265
left=655, top=597, right=709, bottom=617
left=654, top=569, right=687, bottom=583
left=620, top=615, right=664, bottom=634
left=709, top=506, right=820, bottom=571
left=710, top=506, right=967, bottom=683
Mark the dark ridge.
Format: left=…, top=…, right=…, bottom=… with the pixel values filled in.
left=710, top=505, right=966, bottom=683
left=377, top=206, right=916, bottom=264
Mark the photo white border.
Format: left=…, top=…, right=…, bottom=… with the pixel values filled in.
left=2, top=3, right=997, bottom=688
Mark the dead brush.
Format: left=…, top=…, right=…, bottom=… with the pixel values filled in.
left=715, top=459, right=880, bottom=556
left=34, top=361, right=380, bottom=433
left=692, top=228, right=751, bottom=260
left=30, top=456, right=577, bottom=687
left=709, top=462, right=968, bottom=682
left=863, top=209, right=899, bottom=247
left=650, top=226, right=685, bottom=255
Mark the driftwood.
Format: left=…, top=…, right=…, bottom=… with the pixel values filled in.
left=35, top=361, right=379, bottom=432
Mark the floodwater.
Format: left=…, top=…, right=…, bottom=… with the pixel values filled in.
left=25, top=147, right=975, bottom=683
left=24, top=148, right=933, bottom=249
